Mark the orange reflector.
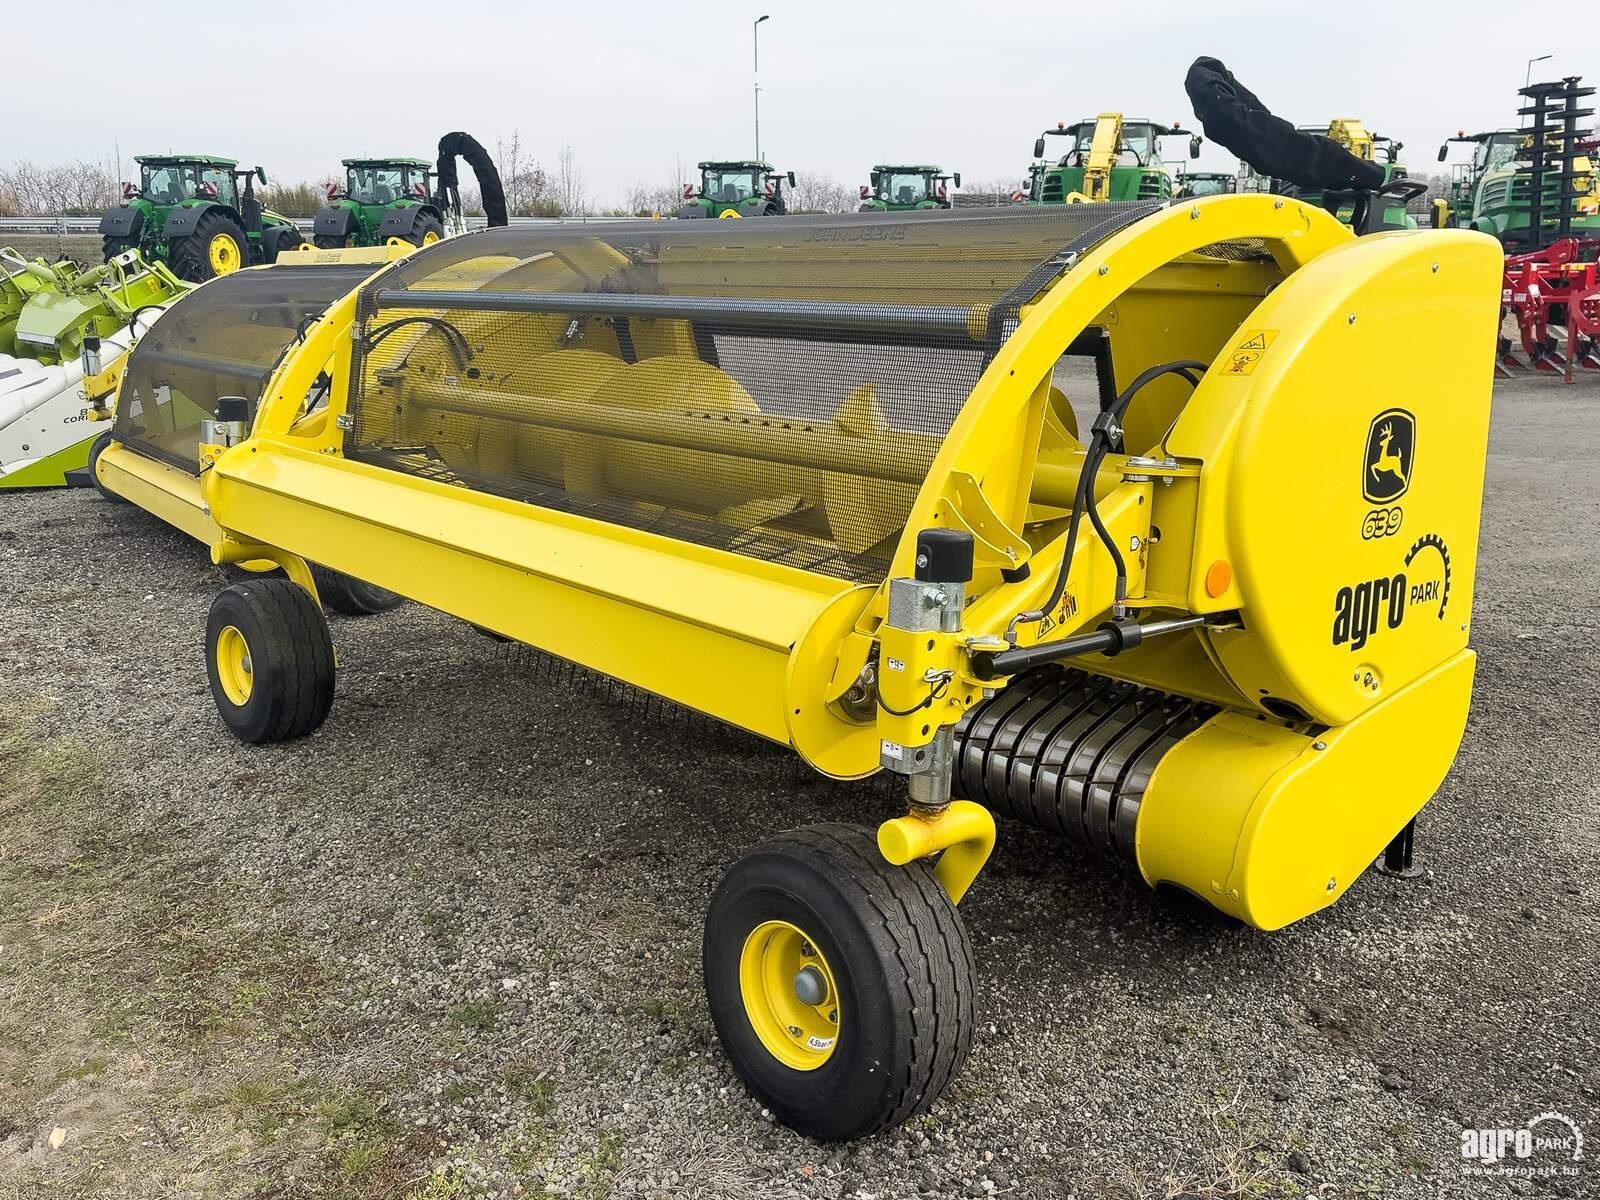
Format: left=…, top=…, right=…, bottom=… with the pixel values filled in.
left=1206, top=560, right=1232, bottom=597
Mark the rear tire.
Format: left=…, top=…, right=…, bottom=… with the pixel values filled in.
left=310, top=564, right=402, bottom=616
left=170, top=211, right=248, bottom=282
left=313, top=233, right=351, bottom=249
left=86, top=431, right=123, bottom=503
left=703, top=823, right=976, bottom=1140
left=101, top=235, right=138, bottom=262
left=206, top=579, right=335, bottom=744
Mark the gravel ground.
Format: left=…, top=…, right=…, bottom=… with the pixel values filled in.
left=1, top=372, right=1595, bottom=1200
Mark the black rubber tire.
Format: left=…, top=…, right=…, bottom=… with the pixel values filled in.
left=403, top=213, right=445, bottom=247
left=86, top=431, right=124, bottom=503
left=310, top=564, right=402, bottom=616
left=313, top=233, right=351, bottom=250
left=704, top=823, right=976, bottom=1141
left=206, top=579, right=335, bottom=744
left=101, top=235, right=138, bottom=262
left=170, top=211, right=249, bottom=282
left=261, top=224, right=307, bottom=262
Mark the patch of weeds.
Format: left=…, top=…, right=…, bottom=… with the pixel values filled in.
left=450, top=998, right=498, bottom=1033
left=407, top=1168, right=472, bottom=1200
left=443, top=1079, right=480, bottom=1104
left=502, top=1059, right=556, bottom=1118
left=576, top=1129, right=626, bottom=1200
left=55, top=1054, right=108, bottom=1083
left=338, top=1138, right=392, bottom=1180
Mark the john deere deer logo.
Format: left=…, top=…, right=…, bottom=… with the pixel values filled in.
left=1362, top=408, right=1415, bottom=504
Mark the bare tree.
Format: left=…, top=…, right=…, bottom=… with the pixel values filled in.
left=555, top=141, right=589, bottom=216
left=0, top=159, right=118, bottom=215
left=494, top=129, right=559, bottom=217
left=787, top=172, right=856, bottom=214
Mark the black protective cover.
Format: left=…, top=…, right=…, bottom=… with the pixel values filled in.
left=433, top=132, right=508, bottom=227
left=1184, top=57, right=1385, bottom=192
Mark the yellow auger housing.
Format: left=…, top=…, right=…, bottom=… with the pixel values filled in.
left=132, top=197, right=1500, bottom=1139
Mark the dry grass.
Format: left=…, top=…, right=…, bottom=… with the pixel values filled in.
left=0, top=692, right=437, bottom=1198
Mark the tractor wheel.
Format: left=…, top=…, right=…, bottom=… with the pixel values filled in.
left=171, top=211, right=249, bottom=282
left=206, top=579, right=335, bottom=744
left=703, top=823, right=976, bottom=1140
left=87, top=431, right=124, bottom=503
left=310, top=564, right=402, bottom=616
left=261, top=225, right=308, bottom=262
left=404, top=213, right=445, bottom=248
left=313, top=233, right=352, bottom=250
left=101, top=235, right=138, bottom=262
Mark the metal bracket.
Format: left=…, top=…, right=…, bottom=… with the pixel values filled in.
left=940, top=472, right=1028, bottom=568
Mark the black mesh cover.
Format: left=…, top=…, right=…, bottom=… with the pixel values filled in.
left=115, top=264, right=375, bottom=474
left=344, top=205, right=1160, bottom=581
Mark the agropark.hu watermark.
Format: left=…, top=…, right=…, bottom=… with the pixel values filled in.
left=1460, top=1111, right=1584, bottom=1180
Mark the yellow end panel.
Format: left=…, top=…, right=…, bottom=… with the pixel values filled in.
left=1167, top=230, right=1502, bottom=726
left=1136, top=650, right=1475, bottom=930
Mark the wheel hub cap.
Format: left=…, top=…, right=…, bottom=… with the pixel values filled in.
left=215, top=624, right=254, bottom=705
left=738, top=920, right=840, bottom=1070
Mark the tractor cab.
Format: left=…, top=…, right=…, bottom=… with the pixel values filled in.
left=99, top=154, right=302, bottom=282
left=313, top=157, right=444, bottom=249
left=858, top=165, right=960, bottom=212
left=1176, top=171, right=1237, bottom=199
left=680, top=161, right=795, bottom=218
left=132, top=157, right=243, bottom=208
left=1024, top=116, right=1200, bottom=203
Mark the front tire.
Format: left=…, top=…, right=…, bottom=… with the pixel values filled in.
left=704, top=823, right=976, bottom=1140
left=171, top=212, right=249, bottom=282
left=310, top=564, right=402, bottom=616
left=404, top=213, right=445, bottom=247
left=87, top=431, right=124, bottom=503
left=206, top=579, right=335, bottom=744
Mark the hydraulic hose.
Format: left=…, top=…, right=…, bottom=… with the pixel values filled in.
left=1008, top=359, right=1207, bottom=641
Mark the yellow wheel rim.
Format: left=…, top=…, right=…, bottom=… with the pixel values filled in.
left=208, top=233, right=240, bottom=274
left=215, top=625, right=254, bottom=706
left=738, top=920, right=840, bottom=1070
left=718, top=208, right=743, bottom=218
left=422, top=229, right=441, bottom=245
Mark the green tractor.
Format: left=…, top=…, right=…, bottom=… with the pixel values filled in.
left=99, top=155, right=305, bottom=283
left=1022, top=115, right=1200, bottom=203
left=312, top=157, right=446, bottom=249
left=1175, top=170, right=1237, bottom=199
left=1434, top=125, right=1599, bottom=248
left=857, top=165, right=960, bottom=211
left=679, top=161, right=795, bottom=218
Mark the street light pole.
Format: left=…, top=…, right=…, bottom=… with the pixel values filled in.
left=1526, top=54, right=1552, bottom=88
left=754, top=14, right=770, bottom=161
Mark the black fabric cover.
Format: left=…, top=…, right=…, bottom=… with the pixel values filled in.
left=1184, top=57, right=1385, bottom=192
left=434, top=132, right=509, bottom=228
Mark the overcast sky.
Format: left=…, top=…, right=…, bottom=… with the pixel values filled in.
left=13, top=1, right=1598, bottom=203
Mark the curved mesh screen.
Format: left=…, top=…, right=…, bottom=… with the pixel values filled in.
left=344, top=205, right=1161, bottom=581
left=115, top=264, right=376, bottom=473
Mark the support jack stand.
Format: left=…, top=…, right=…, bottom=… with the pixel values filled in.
left=1376, top=818, right=1424, bottom=879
